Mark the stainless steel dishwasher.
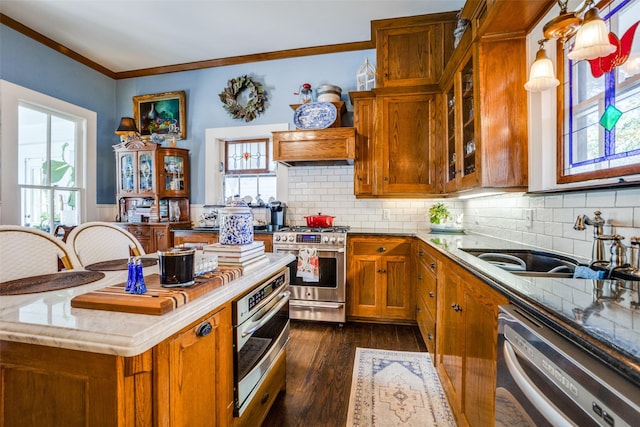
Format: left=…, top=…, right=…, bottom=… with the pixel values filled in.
left=496, top=305, right=639, bottom=427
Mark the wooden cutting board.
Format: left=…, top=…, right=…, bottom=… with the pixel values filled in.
left=70, top=267, right=241, bottom=315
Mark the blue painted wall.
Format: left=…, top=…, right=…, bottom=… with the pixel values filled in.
left=1, top=25, right=117, bottom=204
left=2, top=23, right=375, bottom=204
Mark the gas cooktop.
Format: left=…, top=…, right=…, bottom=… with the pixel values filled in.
left=275, top=226, right=351, bottom=233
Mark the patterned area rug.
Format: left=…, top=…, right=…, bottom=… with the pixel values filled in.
left=346, top=348, right=456, bottom=427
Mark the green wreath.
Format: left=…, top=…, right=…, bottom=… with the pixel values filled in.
left=218, top=75, right=267, bottom=122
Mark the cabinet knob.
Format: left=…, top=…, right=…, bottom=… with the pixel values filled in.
left=196, top=322, right=213, bottom=337
left=377, top=247, right=386, bottom=253
left=430, top=262, right=436, bottom=269
left=429, top=292, right=435, bottom=298
left=383, top=177, right=389, bottom=181
left=417, top=274, right=423, bottom=280
left=419, top=250, right=424, bottom=256
left=451, top=304, right=462, bottom=312
left=428, top=333, right=433, bottom=341
left=377, top=269, right=387, bottom=273
left=261, top=392, right=270, bottom=404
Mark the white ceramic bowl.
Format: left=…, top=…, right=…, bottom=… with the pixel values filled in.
left=317, top=84, right=342, bottom=103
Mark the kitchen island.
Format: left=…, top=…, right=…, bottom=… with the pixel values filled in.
left=0, top=253, right=294, bottom=427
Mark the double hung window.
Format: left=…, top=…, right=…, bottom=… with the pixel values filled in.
left=18, top=103, right=83, bottom=231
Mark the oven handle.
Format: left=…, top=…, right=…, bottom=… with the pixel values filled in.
left=290, top=301, right=343, bottom=309
left=503, top=340, right=573, bottom=427
left=241, top=291, right=291, bottom=338
left=276, top=248, right=345, bottom=254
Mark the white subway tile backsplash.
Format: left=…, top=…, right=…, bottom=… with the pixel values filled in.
left=563, top=193, right=586, bottom=207
left=616, top=188, right=640, bottom=206
left=545, top=194, right=564, bottom=207
left=552, top=208, right=575, bottom=223
left=586, top=191, right=616, bottom=208
left=607, top=208, right=634, bottom=227
left=283, top=167, right=639, bottom=254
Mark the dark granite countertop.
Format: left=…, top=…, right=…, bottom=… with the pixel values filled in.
left=414, top=231, right=640, bottom=386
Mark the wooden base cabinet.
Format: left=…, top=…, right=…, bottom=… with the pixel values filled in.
left=0, top=342, right=153, bottom=427
left=436, top=256, right=508, bottom=427
left=0, top=304, right=234, bottom=427
left=155, top=304, right=233, bottom=427
left=414, top=239, right=438, bottom=355
left=347, top=236, right=414, bottom=321
left=119, top=221, right=191, bottom=253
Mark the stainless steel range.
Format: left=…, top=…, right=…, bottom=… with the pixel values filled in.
left=273, top=226, right=348, bottom=323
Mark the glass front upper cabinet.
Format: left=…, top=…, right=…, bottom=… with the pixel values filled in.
left=160, top=151, right=188, bottom=195
left=119, top=152, right=135, bottom=193
left=138, top=152, right=154, bottom=192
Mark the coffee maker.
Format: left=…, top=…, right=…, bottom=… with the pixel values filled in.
left=268, top=201, right=286, bottom=231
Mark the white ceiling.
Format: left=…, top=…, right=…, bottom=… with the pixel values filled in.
left=2, top=0, right=465, bottom=73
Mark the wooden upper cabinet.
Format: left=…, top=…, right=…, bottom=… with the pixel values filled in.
left=350, top=90, right=441, bottom=197
left=442, top=36, right=528, bottom=195
left=350, top=92, right=376, bottom=196
left=476, top=36, right=528, bottom=190
left=378, top=92, right=440, bottom=196
left=373, top=13, right=457, bottom=88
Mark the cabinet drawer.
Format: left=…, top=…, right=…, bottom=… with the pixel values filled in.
left=416, top=245, right=437, bottom=275
left=125, top=225, right=151, bottom=239
left=351, top=239, right=411, bottom=256
left=416, top=261, right=437, bottom=317
left=416, top=297, right=436, bottom=355
left=237, top=349, right=286, bottom=426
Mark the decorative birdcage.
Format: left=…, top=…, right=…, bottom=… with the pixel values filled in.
left=356, top=58, right=376, bottom=91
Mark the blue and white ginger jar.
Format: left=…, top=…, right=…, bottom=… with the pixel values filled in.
left=219, top=199, right=254, bottom=245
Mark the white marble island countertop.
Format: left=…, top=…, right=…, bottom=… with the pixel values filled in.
left=0, top=253, right=295, bottom=357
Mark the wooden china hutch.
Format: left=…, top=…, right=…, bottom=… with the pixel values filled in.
left=113, top=138, right=191, bottom=252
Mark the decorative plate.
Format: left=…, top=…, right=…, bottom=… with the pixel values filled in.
left=293, top=102, right=337, bottom=130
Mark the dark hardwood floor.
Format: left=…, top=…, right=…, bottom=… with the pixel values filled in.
left=262, top=320, right=428, bottom=427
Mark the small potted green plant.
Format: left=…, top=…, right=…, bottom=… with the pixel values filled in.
left=428, top=202, right=451, bottom=225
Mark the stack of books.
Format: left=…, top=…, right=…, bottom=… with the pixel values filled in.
left=203, top=241, right=269, bottom=273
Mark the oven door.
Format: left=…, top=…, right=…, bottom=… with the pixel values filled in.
left=275, top=247, right=345, bottom=302
left=234, top=286, right=290, bottom=416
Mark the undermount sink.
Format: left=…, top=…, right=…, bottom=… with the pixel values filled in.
left=461, top=248, right=580, bottom=278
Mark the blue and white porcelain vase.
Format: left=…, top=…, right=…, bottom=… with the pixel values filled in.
left=219, top=198, right=254, bottom=245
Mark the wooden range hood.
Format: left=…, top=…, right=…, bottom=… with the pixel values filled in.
left=272, top=127, right=356, bottom=167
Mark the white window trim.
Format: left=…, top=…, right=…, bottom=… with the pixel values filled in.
left=204, top=123, right=289, bottom=205
left=1, top=80, right=98, bottom=225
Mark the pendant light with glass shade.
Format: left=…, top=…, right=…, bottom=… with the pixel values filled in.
left=525, top=39, right=560, bottom=92
left=525, top=0, right=617, bottom=92
left=567, top=2, right=616, bottom=61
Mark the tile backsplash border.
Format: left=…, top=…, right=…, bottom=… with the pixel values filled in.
left=284, top=165, right=640, bottom=260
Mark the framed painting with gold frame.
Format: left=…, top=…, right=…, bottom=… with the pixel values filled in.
left=133, top=91, right=186, bottom=139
